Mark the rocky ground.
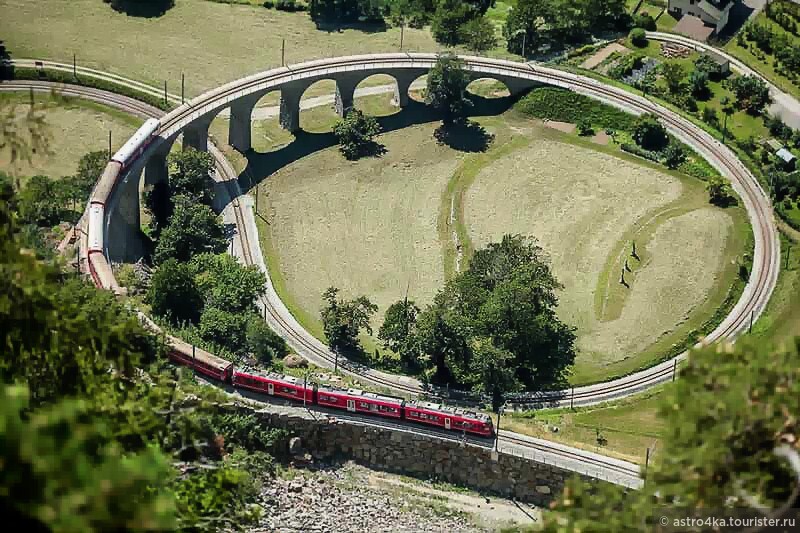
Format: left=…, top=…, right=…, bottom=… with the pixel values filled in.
left=252, top=461, right=540, bottom=533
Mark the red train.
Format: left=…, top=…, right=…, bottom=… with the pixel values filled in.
left=169, top=351, right=494, bottom=437
left=87, top=120, right=493, bottom=438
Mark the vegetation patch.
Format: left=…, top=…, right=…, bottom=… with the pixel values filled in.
left=515, top=87, right=636, bottom=131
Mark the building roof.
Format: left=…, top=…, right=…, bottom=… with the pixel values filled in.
left=702, top=50, right=729, bottom=66
left=766, top=139, right=785, bottom=152
left=699, top=0, right=724, bottom=20
left=777, top=148, right=797, bottom=163
left=674, top=14, right=715, bottom=42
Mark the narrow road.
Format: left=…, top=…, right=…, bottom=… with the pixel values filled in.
left=646, top=31, right=800, bottom=129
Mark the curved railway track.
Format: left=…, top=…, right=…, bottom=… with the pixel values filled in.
left=1, top=76, right=645, bottom=487
left=148, top=53, right=777, bottom=407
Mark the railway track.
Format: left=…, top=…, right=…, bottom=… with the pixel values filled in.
left=3, top=48, right=780, bottom=485
left=150, top=53, right=777, bottom=407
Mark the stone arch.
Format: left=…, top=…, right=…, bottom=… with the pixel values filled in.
left=351, top=73, right=404, bottom=117
left=465, top=77, right=512, bottom=99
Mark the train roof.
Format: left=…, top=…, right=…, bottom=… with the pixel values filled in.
left=170, top=337, right=232, bottom=371
left=405, top=400, right=492, bottom=423
left=316, top=384, right=404, bottom=405
left=235, top=370, right=305, bottom=386
left=112, top=118, right=159, bottom=164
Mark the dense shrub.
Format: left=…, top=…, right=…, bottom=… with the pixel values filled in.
left=630, top=27, right=647, bottom=47
left=515, top=87, right=635, bottom=130
left=620, top=142, right=661, bottom=163
left=633, top=14, right=656, bottom=31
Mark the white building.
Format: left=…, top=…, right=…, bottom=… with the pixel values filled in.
left=668, top=0, right=735, bottom=35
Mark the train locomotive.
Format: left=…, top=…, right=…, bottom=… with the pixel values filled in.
left=85, top=119, right=494, bottom=439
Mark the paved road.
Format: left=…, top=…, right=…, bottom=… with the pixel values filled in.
left=647, top=31, right=800, bottom=129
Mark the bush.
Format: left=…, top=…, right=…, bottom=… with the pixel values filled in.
left=246, top=318, right=289, bottom=364
left=620, top=142, right=661, bottom=163
left=702, top=106, right=720, bottom=127
left=515, top=87, right=636, bottom=130
left=333, top=109, right=382, bottom=160
left=631, top=113, right=669, bottom=151
left=577, top=119, right=594, bottom=136
left=663, top=142, right=687, bottom=170
left=630, top=27, right=647, bottom=47
left=707, top=176, right=737, bottom=207
left=633, top=14, right=656, bottom=31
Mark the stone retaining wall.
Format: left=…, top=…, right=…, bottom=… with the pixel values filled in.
left=248, top=407, right=596, bottom=506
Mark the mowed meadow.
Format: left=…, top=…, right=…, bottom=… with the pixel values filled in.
left=240, top=93, right=750, bottom=384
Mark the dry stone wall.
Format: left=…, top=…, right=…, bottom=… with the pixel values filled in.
left=247, top=406, right=598, bottom=506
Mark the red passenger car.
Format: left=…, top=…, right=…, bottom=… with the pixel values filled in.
left=316, top=386, right=403, bottom=419
left=168, top=347, right=233, bottom=382
left=403, top=401, right=494, bottom=437
left=232, top=371, right=313, bottom=403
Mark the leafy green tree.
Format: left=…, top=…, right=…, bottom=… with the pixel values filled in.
left=663, top=142, right=687, bottom=170
left=379, top=298, right=421, bottom=367
left=333, top=109, right=382, bottom=160
left=633, top=13, right=655, bottom=30
left=702, top=106, right=719, bottom=127
left=198, top=306, right=248, bottom=353
left=425, top=52, right=473, bottom=125
left=469, top=336, right=520, bottom=411
left=74, top=150, right=109, bottom=199
left=661, top=63, right=685, bottom=94
left=689, top=68, right=710, bottom=98
left=460, top=15, right=498, bottom=54
left=246, top=317, right=290, bottom=364
left=431, top=0, right=475, bottom=46
left=503, top=0, right=550, bottom=55
left=629, top=27, right=647, bottom=47
left=168, top=147, right=215, bottom=205
left=147, top=258, right=204, bottom=324
left=320, top=287, right=378, bottom=353
left=577, top=119, right=594, bottom=136
left=543, top=340, right=800, bottom=531
left=707, top=175, right=736, bottom=207
left=153, top=195, right=227, bottom=264
left=632, top=113, right=669, bottom=151
left=0, top=384, right=177, bottom=532
left=694, top=54, right=722, bottom=80
left=16, top=175, right=62, bottom=226
left=727, top=75, right=772, bottom=114
left=189, top=253, right=266, bottom=315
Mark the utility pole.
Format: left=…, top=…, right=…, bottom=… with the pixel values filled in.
left=786, top=244, right=791, bottom=270
left=281, top=39, right=286, bottom=67
left=644, top=447, right=651, bottom=485
left=73, top=53, right=77, bottom=78
left=163, top=80, right=168, bottom=106
left=334, top=348, right=339, bottom=373
left=303, top=373, right=308, bottom=408
left=570, top=386, right=574, bottom=409
left=495, top=408, right=502, bottom=452
left=400, top=23, right=405, bottom=51
left=108, top=131, right=112, bottom=160
left=522, top=32, right=527, bottom=60
left=181, top=73, right=185, bottom=104
left=672, top=359, right=677, bottom=382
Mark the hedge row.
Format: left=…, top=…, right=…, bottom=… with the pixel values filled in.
left=515, top=87, right=636, bottom=130
left=9, top=66, right=173, bottom=111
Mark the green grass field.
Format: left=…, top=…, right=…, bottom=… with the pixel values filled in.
left=0, top=0, right=439, bottom=96
left=504, top=387, right=668, bottom=464
left=230, top=88, right=750, bottom=384
left=0, top=92, right=141, bottom=183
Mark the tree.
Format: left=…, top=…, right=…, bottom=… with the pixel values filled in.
left=727, top=75, right=772, bottom=114
left=167, top=148, right=215, bottom=205
left=425, top=52, right=473, bottom=125
left=16, top=175, right=63, bottom=226
left=633, top=13, right=656, bottom=31
left=246, top=317, right=289, bottom=364
left=631, top=113, right=668, bottom=151
left=188, top=253, right=266, bottom=315
left=320, top=287, right=378, bottom=353
left=663, top=142, right=687, bottom=170
left=74, top=150, right=109, bottom=199
left=694, top=53, right=722, bottom=80
left=688, top=68, right=710, bottom=99
left=431, top=0, right=474, bottom=46
left=577, top=119, right=594, bottom=136
left=152, top=196, right=227, bottom=264
left=629, top=27, right=647, bottom=47
left=707, top=175, right=736, bottom=207
left=543, top=340, right=800, bottom=531
left=460, top=15, right=498, bottom=54
left=147, top=259, right=203, bottom=324
left=661, top=63, right=685, bottom=94
left=333, top=109, right=382, bottom=160
left=198, top=306, right=247, bottom=353
left=702, top=106, right=719, bottom=127
left=503, top=0, right=550, bottom=56
left=469, top=337, right=520, bottom=411
left=378, top=298, right=421, bottom=366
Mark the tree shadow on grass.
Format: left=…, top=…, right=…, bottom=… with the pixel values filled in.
left=313, top=20, right=388, bottom=34
left=342, top=140, right=387, bottom=161
left=0, top=41, right=14, bottom=80
left=104, top=0, right=175, bottom=18
left=433, top=120, right=495, bottom=153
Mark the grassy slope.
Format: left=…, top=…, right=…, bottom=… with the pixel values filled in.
left=504, top=387, right=668, bottom=465
left=0, top=0, right=438, bottom=96
left=0, top=92, right=141, bottom=183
